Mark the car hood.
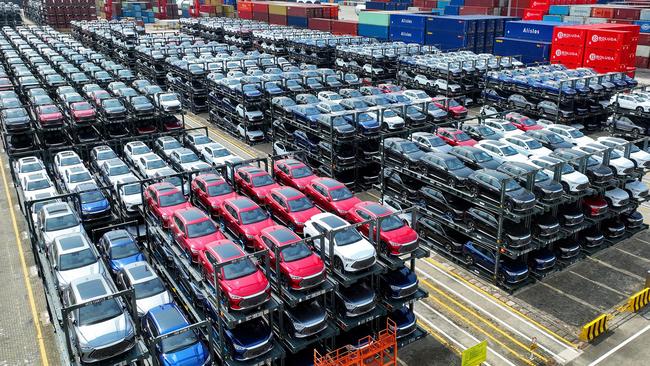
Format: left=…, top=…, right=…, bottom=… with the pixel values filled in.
left=224, top=271, right=268, bottom=297
left=332, top=196, right=362, bottom=213
left=453, top=166, right=474, bottom=179
left=5, top=116, right=30, bottom=124
left=605, top=188, right=630, bottom=200
left=625, top=180, right=648, bottom=193
left=43, top=225, right=83, bottom=247
left=160, top=343, right=207, bottom=366
left=384, top=225, right=418, bottom=244
left=82, top=199, right=110, bottom=213
left=74, top=110, right=95, bottom=117
left=136, top=291, right=172, bottom=316
left=282, top=254, right=324, bottom=277
left=479, top=159, right=501, bottom=170
left=565, top=171, right=589, bottom=185
left=507, top=188, right=536, bottom=203
left=290, top=207, right=322, bottom=224
left=76, top=313, right=133, bottom=348
left=58, top=262, right=103, bottom=287
left=336, top=239, right=376, bottom=261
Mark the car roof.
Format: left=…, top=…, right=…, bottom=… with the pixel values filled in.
left=43, top=202, right=73, bottom=215
left=316, top=177, right=343, bottom=189
left=274, top=186, right=303, bottom=199
left=212, top=241, right=244, bottom=260
left=124, top=262, right=157, bottom=283
left=318, top=214, right=347, bottom=229
left=264, top=226, right=300, bottom=244
left=177, top=207, right=206, bottom=221
left=104, top=229, right=132, bottom=244
left=71, top=275, right=110, bottom=302
left=228, top=196, right=256, bottom=210
left=56, top=233, right=89, bottom=252
left=148, top=303, right=188, bottom=333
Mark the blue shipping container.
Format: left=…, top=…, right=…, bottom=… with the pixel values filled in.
left=543, top=15, right=563, bottom=22
left=426, top=16, right=476, bottom=34
left=504, top=20, right=563, bottom=42
left=390, top=14, right=430, bottom=28
left=288, top=16, right=308, bottom=28
left=426, top=31, right=471, bottom=49
left=548, top=5, right=570, bottom=16
left=445, top=6, right=460, bottom=15
left=366, top=1, right=386, bottom=10
left=634, top=21, right=650, bottom=33
left=359, top=24, right=390, bottom=39
left=390, top=26, right=425, bottom=43
left=450, top=0, right=465, bottom=5
left=494, top=37, right=552, bottom=65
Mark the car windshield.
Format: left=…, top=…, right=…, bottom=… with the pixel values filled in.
left=474, top=151, right=493, bottom=163
left=288, top=197, right=314, bottom=212
left=61, top=156, right=81, bottom=166
left=80, top=190, right=104, bottom=203
left=380, top=214, right=404, bottom=231
left=59, top=248, right=96, bottom=270
left=568, top=129, right=584, bottom=138
left=358, top=113, right=374, bottom=123
left=520, top=118, right=536, bottom=126
left=240, top=207, right=268, bottom=224
left=70, top=171, right=92, bottom=182
left=164, top=141, right=182, bottom=150
left=21, top=162, right=43, bottom=173
left=147, top=159, right=166, bottom=169
left=109, top=165, right=130, bottom=175
left=45, top=213, right=79, bottom=231
left=303, top=106, right=320, bottom=115
left=180, top=154, right=199, bottom=163
left=477, top=126, right=495, bottom=136
left=187, top=220, right=217, bottom=238
left=448, top=99, right=461, bottom=107
left=133, top=277, right=165, bottom=299
left=27, top=179, right=50, bottom=190
left=97, top=150, right=117, bottom=160
left=443, top=157, right=465, bottom=170
left=78, top=298, right=122, bottom=327
left=111, top=241, right=140, bottom=259
left=223, top=257, right=257, bottom=280
left=160, top=94, right=177, bottom=102
left=159, top=192, right=185, bottom=207
left=502, top=123, right=516, bottom=131
left=252, top=174, right=275, bottom=187
left=400, top=142, right=420, bottom=154
left=535, top=170, right=551, bottom=182
left=383, top=110, right=397, bottom=118
left=504, top=179, right=522, bottom=192
left=330, top=186, right=353, bottom=201
left=498, top=145, right=518, bottom=156
left=334, top=227, right=363, bottom=246
left=132, top=146, right=150, bottom=155
left=208, top=148, right=229, bottom=158
left=546, top=133, right=564, bottom=143
left=122, top=183, right=141, bottom=196
left=326, top=104, right=345, bottom=112
left=4, top=108, right=26, bottom=118
left=291, top=166, right=312, bottom=178
left=104, top=100, right=122, bottom=108
left=525, top=139, right=544, bottom=149
left=413, top=92, right=428, bottom=99
left=455, top=132, right=471, bottom=142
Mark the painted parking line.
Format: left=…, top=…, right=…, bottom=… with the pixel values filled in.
left=0, top=160, right=49, bottom=366
left=587, top=324, right=650, bottom=366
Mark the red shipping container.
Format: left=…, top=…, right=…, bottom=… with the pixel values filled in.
left=639, top=33, right=650, bottom=46
left=551, top=44, right=584, bottom=65
left=464, top=0, right=496, bottom=6
left=331, top=19, right=358, bottom=35
left=239, top=2, right=252, bottom=12
left=530, top=0, right=550, bottom=10
left=591, top=7, right=614, bottom=18
left=583, top=48, right=627, bottom=71
left=269, top=14, right=287, bottom=25
left=252, top=11, right=269, bottom=21
left=596, top=23, right=640, bottom=38
left=426, top=0, right=438, bottom=7
left=287, top=5, right=323, bottom=18
left=585, top=29, right=633, bottom=51
left=413, top=0, right=425, bottom=6
left=251, top=2, right=269, bottom=13
left=523, top=8, right=545, bottom=20
left=459, top=6, right=488, bottom=14
left=552, top=26, right=588, bottom=46
left=309, top=18, right=332, bottom=31
left=239, top=10, right=253, bottom=19
left=613, top=8, right=641, bottom=20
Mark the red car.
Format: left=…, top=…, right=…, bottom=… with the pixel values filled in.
left=303, top=177, right=361, bottom=216
left=378, top=83, right=402, bottom=93
left=234, top=165, right=281, bottom=204
left=198, top=240, right=271, bottom=310
left=266, top=187, right=321, bottom=234
left=506, top=112, right=542, bottom=131
left=221, top=196, right=275, bottom=248
left=191, top=173, right=240, bottom=217
left=161, top=115, right=183, bottom=131
left=346, top=202, right=419, bottom=255
left=436, top=127, right=477, bottom=146
left=433, top=98, right=467, bottom=119
left=582, top=196, right=609, bottom=217
left=254, top=225, right=325, bottom=290
left=273, top=158, right=318, bottom=190
left=144, top=182, right=192, bottom=229
left=36, top=104, right=64, bottom=127
left=69, top=101, right=96, bottom=124
left=170, top=207, right=226, bottom=262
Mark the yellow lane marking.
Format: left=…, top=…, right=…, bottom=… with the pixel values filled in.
left=421, top=278, right=549, bottom=364
left=424, top=291, right=538, bottom=366
left=183, top=114, right=258, bottom=158
left=0, top=161, right=49, bottom=366
left=424, top=257, right=578, bottom=349
left=416, top=319, right=462, bottom=355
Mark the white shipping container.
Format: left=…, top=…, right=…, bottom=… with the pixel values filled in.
left=641, top=9, right=650, bottom=21
left=637, top=45, right=650, bottom=58
left=585, top=17, right=607, bottom=24
left=564, top=15, right=586, bottom=24
left=569, top=5, right=592, bottom=17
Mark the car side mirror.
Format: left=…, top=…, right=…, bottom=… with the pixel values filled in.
left=71, top=319, right=77, bottom=326
left=217, top=272, right=223, bottom=280
left=326, top=196, right=332, bottom=202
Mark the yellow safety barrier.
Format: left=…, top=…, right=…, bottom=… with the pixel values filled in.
left=579, top=314, right=610, bottom=342
left=627, top=288, right=650, bottom=312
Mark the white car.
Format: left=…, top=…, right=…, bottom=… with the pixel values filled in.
left=476, top=140, right=529, bottom=164
left=29, top=191, right=60, bottom=226
left=114, top=175, right=142, bottom=214
left=237, top=124, right=265, bottom=143
left=235, top=104, right=264, bottom=122
left=610, top=93, right=650, bottom=113
left=22, top=172, right=57, bottom=196
left=625, top=180, right=649, bottom=201
left=374, top=108, right=405, bottom=131
left=154, top=92, right=182, bottom=113
left=362, top=63, right=383, bottom=75
left=500, top=135, right=551, bottom=157
left=101, top=159, right=136, bottom=186
left=169, top=148, right=211, bottom=172
left=483, top=119, right=524, bottom=136
left=403, top=89, right=431, bottom=103
left=273, top=141, right=293, bottom=156
left=124, top=141, right=152, bottom=166
left=304, top=213, right=376, bottom=273
left=153, top=136, right=184, bottom=161
left=13, top=156, right=46, bottom=182
left=410, top=132, right=452, bottom=153
left=414, top=74, right=434, bottom=88
left=201, top=142, right=238, bottom=166
left=530, top=155, right=590, bottom=193
left=54, top=151, right=85, bottom=180
left=317, top=91, right=344, bottom=103
left=62, top=166, right=95, bottom=192
left=37, top=202, right=84, bottom=251
left=432, top=79, right=462, bottom=93
left=604, top=186, right=631, bottom=207
left=576, top=143, right=635, bottom=177
left=546, top=125, right=594, bottom=146
left=135, top=153, right=169, bottom=178
left=51, top=233, right=106, bottom=290
left=185, top=131, right=215, bottom=155
left=118, top=262, right=172, bottom=317
left=597, top=136, right=650, bottom=169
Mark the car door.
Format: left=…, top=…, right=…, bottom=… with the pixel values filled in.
left=193, top=180, right=208, bottom=206
left=309, top=183, right=327, bottom=208
left=269, top=193, right=289, bottom=224
left=223, top=204, right=239, bottom=234
left=237, top=171, right=252, bottom=197
left=172, top=216, right=187, bottom=249
left=261, top=236, right=277, bottom=266
left=474, top=246, right=494, bottom=270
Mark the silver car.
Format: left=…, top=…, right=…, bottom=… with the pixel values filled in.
left=64, top=274, right=136, bottom=363
left=37, top=202, right=84, bottom=251
left=51, top=233, right=107, bottom=290
left=625, top=180, right=649, bottom=201
left=604, top=187, right=631, bottom=207
left=117, top=262, right=172, bottom=317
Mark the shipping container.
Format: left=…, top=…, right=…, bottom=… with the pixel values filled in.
left=288, top=15, right=308, bottom=28
left=549, top=5, right=570, bottom=16
left=614, top=8, right=641, bottom=21
left=269, top=4, right=287, bottom=16
left=426, top=15, right=477, bottom=34
left=583, top=47, right=627, bottom=71
left=359, top=10, right=392, bottom=26
left=552, top=25, right=588, bottom=46
left=309, top=17, right=331, bottom=31
left=635, top=21, right=650, bottom=33
left=331, top=19, right=358, bottom=35
left=494, top=36, right=552, bottom=64
left=569, top=5, right=591, bottom=17
left=591, top=6, right=614, bottom=19
left=390, top=25, right=426, bottom=43
left=504, top=20, right=563, bottom=41
left=586, top=28, right=633, bottom=50
left=390, top=13, right=431, bottom=28
left=269, top=13, right=287, bottom=25
left=359, top=23, right=390, bottom=39
left=550, top=44, right=584, bottom=65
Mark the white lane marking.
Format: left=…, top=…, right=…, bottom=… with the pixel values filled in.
left=587, top=324, right=650, bottom=366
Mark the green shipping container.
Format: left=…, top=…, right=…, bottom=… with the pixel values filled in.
left=359, top=11, right=391, bottom=26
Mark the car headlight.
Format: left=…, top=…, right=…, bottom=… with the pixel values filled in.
left=161, top=213, right=169, bottom=220
left=229, top=293, right=242, bottom=300
left=211, top=202, right=220, bottom=209
left=289, top=274, right=302, bottom=280
left=232, top=342, right=247, bottom=351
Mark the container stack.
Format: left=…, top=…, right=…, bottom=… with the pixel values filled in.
left=239, top=1, right=336, bottom=28
left=24, top=0, right=97, bottom=28
left=116, top=1, right=156, bottom=23
left=550, top=23, right=640, bottom=73
left=494, top=20, right=561, bottom=64
left=365, top=0, right=412, bottom=11
left=359, top=10, right=392, bottom=39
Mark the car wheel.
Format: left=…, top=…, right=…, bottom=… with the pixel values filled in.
left=606, top=125, right=615, bottom=134
left=497, top=273, right=506, bottom=285
left=504, top=200, right=514, bottom=212
left=632, top=128, right=640, bottom=138
left=465, top=254, right=474, bottom=266
left=333, top=257, right=344, bottom=273
left=636, top=107, right=644, bottom=113
left=445, top=243, right=453, bottom=253
left=448, top=177, right=457, bottom=188
left=465, top=218, right=475, bottom=231
left=561, top=182, right=570, bottom=193
left=467, top=184, right=479, bottom=198
left=525, top=104, right=531, bottom=111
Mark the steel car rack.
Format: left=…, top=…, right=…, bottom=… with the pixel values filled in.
left=608, top=85, right=650, bottom=120
left=271, top=298, right=339, bottom=355
left=146, top=320, right=214, bottom=366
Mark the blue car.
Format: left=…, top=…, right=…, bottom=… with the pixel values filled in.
left=293, top=130, right=319, bottom=152
left=389, top=306, right=417, bottom=339
left=223, top=319, right=274, bottom=361
left=345, top=112, right=380, bottom=135
left=481, top=88, right=506, bottom=103
left=541, top=80, right=577, bottom=97
left=381, top=266, right=418, bottom=300
left=292, top=104, right=321, bottom=128
left=143, top=304, right=210, bottom=366
left=98, top=229, right=145, bottom=274
left=75, top=182, right=111, bottom=221
left=463, top=242, right=529, bottom=286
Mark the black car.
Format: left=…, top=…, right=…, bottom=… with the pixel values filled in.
left=100, top=98, right=127, bottom=121
left=525, top=130, right=573, bottom=150
left=578, top=227, right=604, bottom=248
left=417, top=152, right=474, bottom=188
left=417, top=186, right=471, bottom=221
left=1, top=107, right=31, bottom=131
left=383, top=137, right=425, bottom=167
left=383, top=168, right=422, bottom=200
left=283, top=301, right=328, bottom=339
left=496, top=161, right=563, bottom=202
left=558, top=203, right=585, bottom=227
left=335, top=282, right=376, bottom=318
left=380, top=266, right=419, bottom=300
left=532, top=213, right=560, bottom=238
left=602, top=217, right=625, bottom=239
left=550, top=148, right=614, bottom=185
left=482, top=88, right=506, bottom=103
left=553, top=238, right=581, bottom=261
left=127, top=96, right=155, bottom=117
left=416, top=218, right=469, bottom=254
left=463, top=207, right=531, bottom=248
left=527, top=248, right=557, bottom=273
left=450, top=146, right=501, bottom=170
left=319, top=141, right=356, bottom=167
left=462, top=124, right=501, bottom=141
left=467, top=169, right=536, bottom=212
left=622, top=210, right=644, bottom=229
